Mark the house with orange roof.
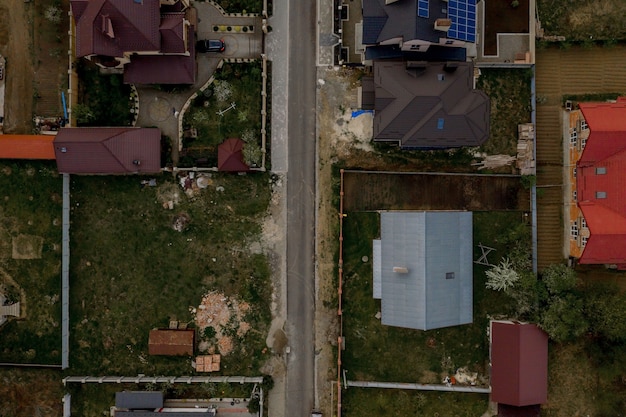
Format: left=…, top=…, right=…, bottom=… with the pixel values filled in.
left=566, top=97, right=626, bottom=268
left=0, top=135, right=56, bottom=160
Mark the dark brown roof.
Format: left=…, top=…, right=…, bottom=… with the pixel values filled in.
left=54, top=127, right=161, bottom=174
left=491, top=321, right=548, bottom=407
left=218, top=138, right=250, bottom=172
left=159, top=13, right=186, bottom=54
left=124, top=25, right=195, bottom=84
left=71, top=0, right=161, bottom=58
left=148, top=329, right=194, bottom=356
left=368, top=61, right=490, bottom=149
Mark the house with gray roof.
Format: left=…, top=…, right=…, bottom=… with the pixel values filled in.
left=362, top=0, right=476, bottom=62
left=361, top=60, right=489, bottom=149
left=373, top=211, right=473, bottom=330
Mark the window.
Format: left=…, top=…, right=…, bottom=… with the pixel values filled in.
left=581, top=119, right=588, bottom=130
left=596, top=167, right=607, bottom=175
left=446, top=272, right=455, bottom=280
left=571, top=223, right=579, bottom=238
left=570, top=129, right=578, bottom=145
left=596, top=191, right=607, bottom=199
left=582, top=236, right=588, bottom=246
left=581, top=137, right=587, bottom=149
left=572, top=190, right=577, bottom=201
left=437, top=118, right=445, bottom=130
left=410, top=44, right=421, bottom=50
left=573, top=167, right=577, bottom=177
left=445, top=40, right=454, bottom=45
left=581, top=217, right=587, bottom=228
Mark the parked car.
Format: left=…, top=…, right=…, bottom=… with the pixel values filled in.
left=196, top=39, right=225, bottom=53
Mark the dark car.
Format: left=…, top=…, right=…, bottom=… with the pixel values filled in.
left=196, top=39, right=225, bottom=53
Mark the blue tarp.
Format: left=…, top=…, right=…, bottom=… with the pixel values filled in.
left=352, top=110, right=374, bottom=118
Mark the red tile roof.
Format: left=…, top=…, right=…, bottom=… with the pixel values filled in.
left=123, top=25, right=195, bottom=84
left=491, top=321, right=548, bottom=407
left=218, top=138, right=250, bottom=172
left=148, top=329, right=194, bottom=356
left=54, top=127, right=161, bottom=174
left=72, top=0, right=161, bottom=58
left=0, top=135, right=56, bottom=160
left=577, top=98, right=626, bottom=264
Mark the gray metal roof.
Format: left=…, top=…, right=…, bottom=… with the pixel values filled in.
left=369, top=61, right=490, bottom=149
left=115, top=391, right=163, bottom=409
left=378, top=211, right=473, bottom=330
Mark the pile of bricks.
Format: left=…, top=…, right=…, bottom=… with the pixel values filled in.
left=195, top=354, right=221, bottom=372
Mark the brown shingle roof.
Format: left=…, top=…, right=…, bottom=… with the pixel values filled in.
left=54, top=127, right=161, bottom=174
left=148, top=329, right=194, bottom=356
left=159, top=13, right=186, bottom=54
left=72, top=0, right=161, bottom=58
left=369, top=61, right=490, bottom=149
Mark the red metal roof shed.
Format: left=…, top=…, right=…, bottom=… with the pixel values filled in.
left=577, top=98, right=626, bottom=265
left=54, top=127, right=161, bottom=174
left=491, top=321, right=548, bottom=407
left=148, top=329, right=194, bottom=356
left=218, top=138, right=250, bottom=172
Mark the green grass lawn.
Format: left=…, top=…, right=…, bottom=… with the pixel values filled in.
left=69, top=173, right=271, bottom=375
left=182, top=63, right=263, bottom=167
left=340, top=211, right=526, bottom=415
left=216, top=0, right=264, bottom=14
left=0, top=162, right=63, bottom=365
left=476, top=68, right=533, bottom=156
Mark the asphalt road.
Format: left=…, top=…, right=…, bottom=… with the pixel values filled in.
left=285, top=0, right=317, bottom=415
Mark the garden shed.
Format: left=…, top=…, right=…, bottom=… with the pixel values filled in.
left=218, top=138, right=249, bottom=172
left=115, top=391, right=163, bottom=410
left=490, top=321, right=548, bottom=407
left=148, top=329, right=194, bottom=356
left=373, top=211, right=473, bottom=330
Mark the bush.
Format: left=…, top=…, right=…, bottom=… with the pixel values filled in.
left=541, top=264, right=578, bottom=294
left=539, top=293, right=588, bottom=342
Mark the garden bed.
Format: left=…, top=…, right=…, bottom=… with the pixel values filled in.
left=182, top=62, right=263, bottom=168
left=484, top=0, right=529, bottom=56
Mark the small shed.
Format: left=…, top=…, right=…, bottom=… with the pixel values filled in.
left=373, top=211, right=473, bottom=330
left=148, top=329, right=194, bottom=356
left=490, top=321, right=548, bottom=407
left=115, top=391, right=163, bottom=410
left=218, top=138, right=249, bottom=172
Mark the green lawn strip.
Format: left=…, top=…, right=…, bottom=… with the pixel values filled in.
left=69, top=173, right=270, bottom=375
left=342, top=388, right=488, bottom=416
left=341, top=211, right=523, bottom=413
left=182, top=63, right=263, bottom=167
left=476, top=68, right=533, bottom=156
left=0, top=162, right=63, bottom=364
left=216, top=0, right=264, bottom=14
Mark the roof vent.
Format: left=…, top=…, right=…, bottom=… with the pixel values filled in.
left=60, top=147, right=67, bottom=153
left=101, top=15, right=115, bottom=38
left=133, top=160, right=141, bottom=166
left=393, top=267, right=409, bottom=274
left=444, top=62, right=458, bottom=72
left=437, top=73, right=445, bottom=81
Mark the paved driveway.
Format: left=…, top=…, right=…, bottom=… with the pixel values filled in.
left=134, top=2, right=263, bottom=163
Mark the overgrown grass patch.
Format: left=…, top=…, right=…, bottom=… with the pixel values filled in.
left=182, top=63, right=263, bottom=167
left=69, top=173, right=271, bottom=375
left=343, top=388, right=488, bottom=416
left=341, top=211, right=525, bottom=414
left=0, top=162, right=63, bottom=365
left=476, top=68, right=533, bottom=156
left=215, top=0, right=264, bottom=14
left=538, top=0, right=626, bottom=41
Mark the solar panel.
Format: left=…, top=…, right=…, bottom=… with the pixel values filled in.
left=447, top=0, right=476, bottom=42
left=417, top=0, right=429, bottom=18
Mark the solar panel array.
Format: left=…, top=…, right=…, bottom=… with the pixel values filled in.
left=447, top=0, right=477, bottom=42
left=417, top=0, right=429, bottom=18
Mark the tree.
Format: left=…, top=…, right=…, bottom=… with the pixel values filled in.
left=585, top=282, right=626, bottom=341
left=485, top=258, right=519, bottom=291
left=542, top=264, right=578, bottom=294
left=72, top=103, right=96, bottom=125
left=539, top=293, right=588, bottom=342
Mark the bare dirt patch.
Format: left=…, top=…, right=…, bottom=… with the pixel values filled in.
left=11, top=234, right=44, bottom=259
left=0, top=369, right=63, bottom=417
